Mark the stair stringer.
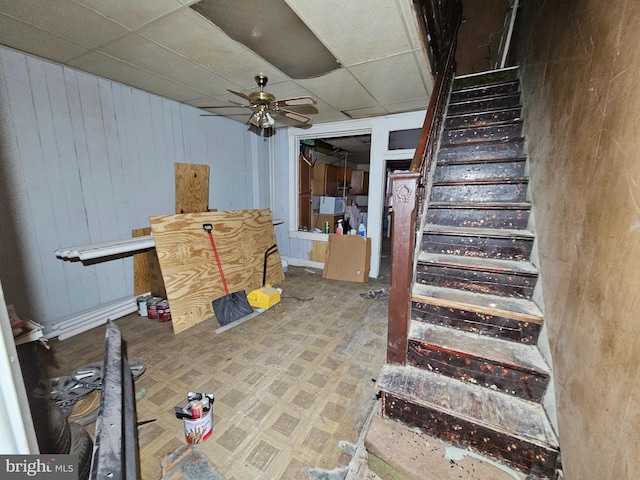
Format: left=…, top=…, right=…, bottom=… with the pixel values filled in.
left=411, top=78, right=457, bottom=290
left=524, top=173, right=559, bottom=438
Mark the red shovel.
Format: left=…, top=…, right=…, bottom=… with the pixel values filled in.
left=203, top=223, right=253, bottom=326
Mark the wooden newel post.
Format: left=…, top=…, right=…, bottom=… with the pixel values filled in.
left=387, top=172, right=420, bottom=364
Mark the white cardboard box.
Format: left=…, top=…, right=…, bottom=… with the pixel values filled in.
left=319, top=196, right=346, bottom=214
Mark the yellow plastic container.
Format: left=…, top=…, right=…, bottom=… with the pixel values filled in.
left=247, top=286, right=281, bottom=310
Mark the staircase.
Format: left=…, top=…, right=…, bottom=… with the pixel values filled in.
left=376, top=71, right=560, bottom=479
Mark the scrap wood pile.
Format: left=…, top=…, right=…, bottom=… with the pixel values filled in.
left=132, top=163, right=283, bottom=335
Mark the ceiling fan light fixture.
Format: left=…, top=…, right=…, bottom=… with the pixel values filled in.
left=263, top=112, right=275, bottom=128
left=249, top=110, right=262, bottom=128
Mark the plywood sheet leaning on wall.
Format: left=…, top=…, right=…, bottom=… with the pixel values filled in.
left=175, top=162, right=210, bottom=214
left=132, top=227, right=166, bottom=298
left=150, top=209, right=284, bottom=334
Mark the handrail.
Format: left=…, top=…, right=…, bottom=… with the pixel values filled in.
left=386, top=0, right=462, bottom=364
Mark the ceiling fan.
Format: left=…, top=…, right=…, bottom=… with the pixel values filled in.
left=200, top=74, right=317, bottom=129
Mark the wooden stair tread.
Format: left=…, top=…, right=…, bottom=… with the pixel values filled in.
left=444, top=120, right=523, bottom=134
left=452, top=67, right=519, bottom=89
left=440, top=137, right=524, bottom=150
left=437, top=156, right=527, bottom=166
left=423, top=224, right=534, bottom=240
left=451, top=78, right=520, bottom=95
left=432, top=178, right=528, bottom=186
left=439, top=137, right=524, bottom=150
left=378, top=364, right=559, bottom=449
left=417, top=252, right=539, bottom=275
left=445, top=107, right=522, bottom=123
left=409, top=322, right=549, bottom=374
left=411, top=284, right=543, bottom=323
left=429, top=202, right=531, bottom=210
left=449, top=92, right=521, bottom=106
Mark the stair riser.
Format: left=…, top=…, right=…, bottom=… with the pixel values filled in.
left=435, top=160, right=526, bottom=182
left=411, top=301, right=541, bottom=344
left=450, top=81, right=520, bottom=102
left=442, top=123, right=523, bottom=146
left=407, top=341, right=549, bottom=402
left=381, top=393, right=559, bottom=479
left=439, top=139, right=524, bottom=162
left=445, top=108, right=521, bottom=129
left=431, top=182, right=528, bottom=203
left=421, top=233, right=534, bottom=261
left=427, top=207, right=530, bottom=229
left=416, top=264, right=537, bottom=299
left=448, top=93, right=521, bottom=116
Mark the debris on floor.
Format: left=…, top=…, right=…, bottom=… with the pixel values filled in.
left=359, top=289, right=388, bottom=299
left=47, top=360, right=146, bottom=423
left=160, top=444, right=226, bottom=480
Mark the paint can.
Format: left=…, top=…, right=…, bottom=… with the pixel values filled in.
left=146, top=297, right=163, bottom=320
left=184, top=407, right=212, bottom=444
left=136, top=295, right=152, bottom=317
left=157, top=300, right=171, bottom=322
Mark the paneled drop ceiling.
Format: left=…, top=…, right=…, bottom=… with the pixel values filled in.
left=0, top=0, right=434, bottom=129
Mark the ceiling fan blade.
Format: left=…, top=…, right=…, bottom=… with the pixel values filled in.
left=275, top=96, right=317, bottom=107
left=228, top=89, right=254, bottom=102
left=199, top=104, right=252, bottom=109
left=278, top=108, right=311, bottom=123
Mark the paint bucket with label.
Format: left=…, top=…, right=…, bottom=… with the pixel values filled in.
left=146, top=297, right=163, bottom=320
left=183, top=408, right=212, bottom=444
left=157, top=300, right=171, bottom=322
left=137, top=295, right=152, bottom=317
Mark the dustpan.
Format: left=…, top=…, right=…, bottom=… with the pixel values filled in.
left=247, top=244, right=281, bottom=309
left=203, top=224, right=253, bottom=326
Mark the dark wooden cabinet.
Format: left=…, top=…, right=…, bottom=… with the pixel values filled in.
left=350, top=170, right=368, bottom=195
left=313, top=163, right=339, bottom=196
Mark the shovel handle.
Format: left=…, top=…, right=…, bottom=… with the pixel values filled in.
left=203, top=224, right=230, bottom=295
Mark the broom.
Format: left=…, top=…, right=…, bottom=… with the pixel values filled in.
left=203, top=223, right=253, bottom=326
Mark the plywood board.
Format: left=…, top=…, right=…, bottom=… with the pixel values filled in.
left=132, top=227, right=166, bottom=298
left=175, top=162, right=210, bottom=214
left=150, top=209, right=284, bottom=334
left=309, top=240, right=328, bottom=263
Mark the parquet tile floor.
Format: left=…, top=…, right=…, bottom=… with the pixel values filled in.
left=46, top=266, right=390, bottom=479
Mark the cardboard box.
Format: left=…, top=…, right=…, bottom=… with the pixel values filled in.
left=323, top=234, right=371, bottom=282
left=319, top=196, right=346, bottom=214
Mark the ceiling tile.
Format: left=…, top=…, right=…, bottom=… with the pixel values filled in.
left=384, top=97, right=429, bottom=114
left=285, top=0, right=414, bottom=66
left=396, top=0, right=424, bottom=50
left=137, top=8, right=288, bottom=88
left=0, top=0, right=129, bottom=49
left=343, top=105, right=389, bottom=119
left=0, top=14, right=90, bottom=64
left=349, top=53, right=428, bottom=105
left=69, top=51, right=206, bottom=102
left=74, top=0, right=182, bottom=30
left=251, top=79, right=314, bottom=101
left=296, top=68, right=376, bottom=111
left=99, top=33, right=238, bottom=96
